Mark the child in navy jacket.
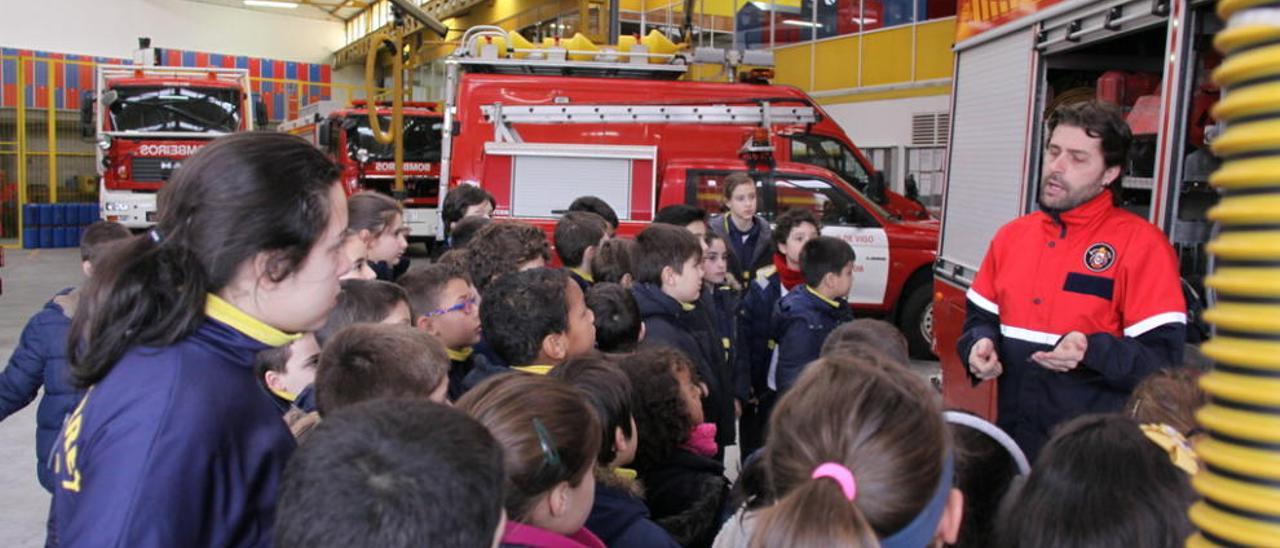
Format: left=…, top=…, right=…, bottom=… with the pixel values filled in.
left=771, top=236, right=856, bottom=393
left=48, top=133, right=350, bottom=547
left=0, top=221, right=129, bottom=492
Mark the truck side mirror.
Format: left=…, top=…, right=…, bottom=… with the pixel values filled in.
left=80, top=91, right=95, bottom=138
left=317, top=120, right=331, bottom=147
left=254, top=98, right=269, bottom=129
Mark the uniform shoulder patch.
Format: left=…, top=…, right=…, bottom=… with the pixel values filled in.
left=1084, top=242, right=1116, bottom=272
left=755, top=265, right=777, bottom=287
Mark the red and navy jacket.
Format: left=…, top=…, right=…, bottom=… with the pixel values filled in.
left=49, top=295, right=298, bottom=547
left=958, top=190, right=1186, bottom=459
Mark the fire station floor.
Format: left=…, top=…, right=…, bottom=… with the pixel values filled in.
left=0, top=248, right=940, bottom=546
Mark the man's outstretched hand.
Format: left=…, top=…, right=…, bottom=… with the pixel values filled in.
left=1032, top=331, right=1088, bottom=372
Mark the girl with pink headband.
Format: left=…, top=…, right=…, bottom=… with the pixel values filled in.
left=713, top=353, right=963, bottom=548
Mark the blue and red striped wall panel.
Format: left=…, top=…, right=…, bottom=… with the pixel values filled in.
left=0, top=46, right=332, bottom=122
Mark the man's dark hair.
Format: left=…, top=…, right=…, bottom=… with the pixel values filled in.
left=274, top=399, right=505, bottom=548
left=799, top=236, right=856, bottom=288
left=466, top=221, right=551, bottom=292
left=398, top=263, right=472, bottom=322
left=585, top=282, right=641, bottom=353
left=772, top=207, right=821, bottom=249
left=441, top=184, right=495, bottom=233
left=633, top=224, right=702, bottom=285
left=997, top=414, right=1195, bottom=548
left=1047, top=100, right=1133, bottom=173
left=550, top=354, right=635, bottom=466
left=590, top=238, right=636, bottom=286
left=79, top=221, right=131, bottom=263
left=480, top=268, right=570, bottom=365
left=554, top=211, right=609, bottom=268
left=568, top=196, right=620, bottom=229
left=315, top=323, right=449, bottom=416
left=653, top=204, right=708, bottom=228
left=316, top=279, right=410, bottom=346
left=449, top=215, right=491, bottom=249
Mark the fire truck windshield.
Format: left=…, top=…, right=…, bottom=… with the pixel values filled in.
left=348, top=115, right=444, bottom=163
left=107, top=86, right=242, bottom=133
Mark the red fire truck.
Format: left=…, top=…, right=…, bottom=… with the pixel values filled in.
left=934, top=0, right=1221, bottom=416
left=280, top=100, right=444, bottom=240
left=86, top=63, right=261, bottom=228
left=440, top=27, right=940, bottom=355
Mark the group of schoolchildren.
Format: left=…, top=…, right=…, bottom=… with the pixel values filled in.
left=0, top=132, right=1207, bottom=547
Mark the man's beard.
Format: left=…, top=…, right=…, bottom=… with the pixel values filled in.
left=1038, top=174, right=1105, bottom=214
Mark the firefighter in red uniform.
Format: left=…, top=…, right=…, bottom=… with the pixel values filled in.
left=958, top=101, right=1186, bottom=459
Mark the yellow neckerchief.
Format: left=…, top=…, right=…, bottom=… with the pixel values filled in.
left=570, top=267, right=595, bottom=284
left=680, top=301, right=696, bottom=312
left=447, top=347, right=474, bottom=362
left=1140, top=423, right=1199, bottom=475
left=614, top=467, right=638, bottom=481
left=269, top=388, right=297, bottom=402
left=205, top=294, right=300, bottom=347
left=514, top=365, right=554, bottom=375
left=805, top=285, right=841, bottom=309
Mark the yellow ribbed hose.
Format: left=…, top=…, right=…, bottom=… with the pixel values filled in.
left=1188, top=1, right=1280, bottom=546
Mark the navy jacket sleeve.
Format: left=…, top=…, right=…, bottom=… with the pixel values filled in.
left=614, top=519, right=681, bottom=548
left=1081, top=324, right=1185, bottom=390
left=0, top=314, right=50, bottom=419
left=773, top=311, right=820, bottom=393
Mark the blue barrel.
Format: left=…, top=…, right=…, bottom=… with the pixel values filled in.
left=51, top=203, right=66, bottom=226
left=23, top=227, right=40, bottom=248
left=39, top=226, right=54, bottom=248
left=81, top=203, right=96, bottom=225
left=70, top=226, right=82, bottom=247
left=23, top=204, right=39, bottom=227
left=53, top=226, right=67, bottom=248
left=89, top=203, right=101, bottom=224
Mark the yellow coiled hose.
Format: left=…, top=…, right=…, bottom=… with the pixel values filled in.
left=1188, top=0, right=1280, bottom=545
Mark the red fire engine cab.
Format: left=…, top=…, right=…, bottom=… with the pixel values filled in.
left=280, top=100, right=444, bottom=240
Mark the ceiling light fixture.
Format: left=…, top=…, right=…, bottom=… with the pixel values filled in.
left=244, top=0, right=300, bottom=8
left=781, top=19, right=823, bottom=28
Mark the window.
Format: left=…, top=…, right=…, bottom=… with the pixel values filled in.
left=905, top=145, right=945, bottom=214
left=774, top=174, right=880, bottom=227
left=687, top=171, right=765, bottom=218
left=788, top=134, right=871, bottom=188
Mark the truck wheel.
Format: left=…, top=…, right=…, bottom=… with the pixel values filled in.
left=900, top=284, right=936, bottom=359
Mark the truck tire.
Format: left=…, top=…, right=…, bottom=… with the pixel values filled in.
left=900, top=283, right=936, bottom=359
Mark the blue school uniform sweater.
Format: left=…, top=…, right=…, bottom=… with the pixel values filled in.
left=49, top=294, right=299, bottom=547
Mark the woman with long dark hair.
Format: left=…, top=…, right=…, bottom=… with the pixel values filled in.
left=49, top=132, right=351, bottom=547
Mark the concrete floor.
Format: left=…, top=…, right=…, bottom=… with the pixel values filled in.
left=0, top=248, right=82, bottom=548
left=0, top=247, right=940, bottom=546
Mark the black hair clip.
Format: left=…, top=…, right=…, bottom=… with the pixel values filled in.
left=532, top=417, right=562, bottom=469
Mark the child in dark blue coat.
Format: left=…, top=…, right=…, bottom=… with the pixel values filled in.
left=551, top=355, right=680, bottom=548
left=735, top=208, right=819, bottom=458
left=708, top=173, right=774, bottom=289
left=555, top=210, right=610, bottom=293
left=631, top=224, right=735, bottom=452
left=48, top=133, right=351, bottom=547
left=770, top=236, right=857, bottom=393
left=0, top=221, right=129, bottom=493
